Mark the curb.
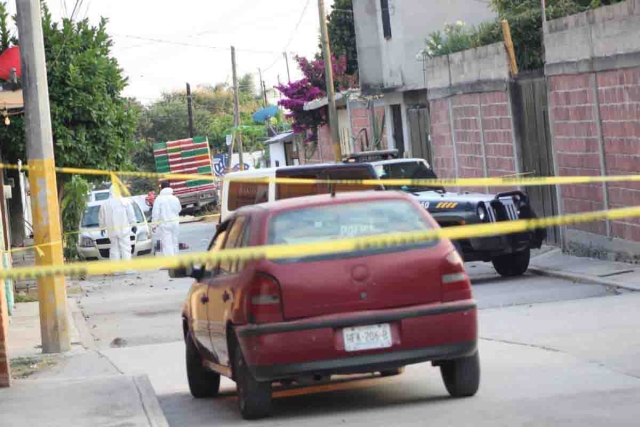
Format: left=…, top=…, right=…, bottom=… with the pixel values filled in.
left=179, top=217, right=204, bottom=224
left=132, top=374, right=170, bottom=427
left=528, top=266, right=639, bottom=292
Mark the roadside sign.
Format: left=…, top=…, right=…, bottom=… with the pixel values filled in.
left=226, top=134, right=232, bottom=146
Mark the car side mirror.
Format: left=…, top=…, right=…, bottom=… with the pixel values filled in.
left=191, top=266, right=206, bottom=281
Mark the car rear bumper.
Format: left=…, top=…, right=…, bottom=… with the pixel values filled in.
left=235, top=300, right=477, bottom=382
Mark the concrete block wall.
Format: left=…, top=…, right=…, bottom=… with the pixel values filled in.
left=546, top=0, right=640, bottom=258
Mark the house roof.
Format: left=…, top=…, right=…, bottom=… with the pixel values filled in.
left=303, top=89, right=360, bottom=111
left=264, top=130, right=295, bottom=145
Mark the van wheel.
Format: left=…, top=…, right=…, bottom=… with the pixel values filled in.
left=440, top=351, right=480, bottom=398
left=233, top=339, right=272, bottom=420
left=186, top=332, right=220, bottom=398
left=492, top=247, right=530, bottom=277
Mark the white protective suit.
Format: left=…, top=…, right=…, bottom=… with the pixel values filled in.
left=98, top=186, right=137, bottom=261
left=151, top=187, right=182, bottom=256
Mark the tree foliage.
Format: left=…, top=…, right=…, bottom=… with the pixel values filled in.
left=326, top=0, right=358, bottom=76
left=276, top=55, right=354, bottom=141
left=0, top=1, right=137, bottom=181
left=424, top=0, right=625, bottom=71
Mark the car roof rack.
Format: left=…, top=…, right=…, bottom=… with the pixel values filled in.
left=344, top=149, right=399, bottom=163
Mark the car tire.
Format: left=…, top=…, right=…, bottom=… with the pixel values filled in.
left=186, top=332, right=221, bottom=398
left=440, top=351, right=480, bottom=398
left=233, top=339, right=272, bottom=420
left=491, top=247, right=530, bottom=277
left=380, top=367, right=405, bottom=377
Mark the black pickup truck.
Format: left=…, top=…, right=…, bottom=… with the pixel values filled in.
left=344, top=150, right=546, bottom=277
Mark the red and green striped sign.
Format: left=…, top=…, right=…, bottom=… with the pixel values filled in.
left=153, top=136, right=216, bottom=196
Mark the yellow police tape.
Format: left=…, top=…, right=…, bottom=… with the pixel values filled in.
left=1, top=204, right=638, bottom=281
left=3, top=162, right=640, bottom=188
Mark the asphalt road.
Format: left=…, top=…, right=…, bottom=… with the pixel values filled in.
left=67, top=221, right=640, bottom=425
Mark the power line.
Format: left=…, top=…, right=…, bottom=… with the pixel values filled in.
left=111, top=34, right=283, bottom=55
left=262, top=0, right=312, bottom=75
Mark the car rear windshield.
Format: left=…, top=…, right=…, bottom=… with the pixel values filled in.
left=374, top=161, right=444, bottom=192
left=268, top=200, right=430, bottom=245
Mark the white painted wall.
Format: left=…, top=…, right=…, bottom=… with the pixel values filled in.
left=354, top=0, right=497, bottom=92
left=268, top=143, right=286, bottom=167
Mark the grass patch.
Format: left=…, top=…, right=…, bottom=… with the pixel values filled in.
left=14, top=293, right=38, bottom=303
left=10, top=356, right=58, bottom=379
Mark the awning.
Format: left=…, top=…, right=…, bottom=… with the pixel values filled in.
left=0, top=89, right=23, bottom=110
left=264, top=131, right=295, bottom=146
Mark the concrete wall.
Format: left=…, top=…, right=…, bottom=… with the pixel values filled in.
left=268, top=142, right=286, bottom=167
left=354, top=0, right=496, bottom=94
left=426, top=43, right=518, bottom=192
left=545, top=0, right=640, bottom=260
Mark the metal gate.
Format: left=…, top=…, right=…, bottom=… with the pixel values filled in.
left=407, top=107, right=432, bottom=164
left=512, top=73, right=559, bottom=244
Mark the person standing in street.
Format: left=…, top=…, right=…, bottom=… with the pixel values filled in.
left=152, top=181, right=182, bottom=256
left=99, top=185, right=137, bottom=268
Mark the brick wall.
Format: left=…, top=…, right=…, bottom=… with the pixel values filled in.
left=598, top=68, right=640, bottom=242
left=429, top=91, right=518, bottom=191
left=0, top=267, right=9, bottom=387
left=350, top=102, right=388, bottom=152
left=545, top=0, right=640, bottom=254
left=549, top=74, right=608, bottom=237
left=429, top=98, right=456, bottom=179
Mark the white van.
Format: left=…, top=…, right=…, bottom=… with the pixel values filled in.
left=220, top=163, right=381, bottom=222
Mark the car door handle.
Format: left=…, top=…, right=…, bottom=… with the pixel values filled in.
left=200, top=294, right=209, bottom=304
left=222, top=291, right=230, bottom=302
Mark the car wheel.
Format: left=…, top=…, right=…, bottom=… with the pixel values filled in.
left=186, top=332, right=221, bottom=398
left=440, top=351, right=480, bottom=398
left=380, top=367, right=405, bottom=377
left=233, top=338, right=272, bottom=420
left=491, top=247, right=530, bottom=277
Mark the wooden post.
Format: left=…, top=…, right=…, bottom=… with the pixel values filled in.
left=502, top=20, right=519, bottom=77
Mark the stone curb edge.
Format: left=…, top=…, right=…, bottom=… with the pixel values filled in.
left=132, top=374, right=170, bottom=427
left=528, top=266, right=639, bottom=292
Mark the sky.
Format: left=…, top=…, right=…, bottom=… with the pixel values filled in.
left=7, top=0, right=335, bottom=103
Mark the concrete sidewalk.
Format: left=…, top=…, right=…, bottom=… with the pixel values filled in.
left=4, top=296, right=170, bottom=426
left=0, top=374, right=168, bottom=427
left=530, top=246, right=640, bottom=291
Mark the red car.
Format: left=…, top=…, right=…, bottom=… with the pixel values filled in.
left=176, top=191, right=479, bottom=419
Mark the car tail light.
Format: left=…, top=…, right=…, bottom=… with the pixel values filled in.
left=441, top=249, right=472, bottom=302
left=248, top=273, right=284, bottom=324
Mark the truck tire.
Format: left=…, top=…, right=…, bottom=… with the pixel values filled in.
left=233, top=339, right=272, bottom=420
left=492, top=247, right=530, bottom=277
left=186, top=332, right=220, bottom=398
left=440, top=351, right=480, bottom=398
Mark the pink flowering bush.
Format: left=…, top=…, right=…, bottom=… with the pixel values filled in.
left=276, top=55, right=355, bottom=142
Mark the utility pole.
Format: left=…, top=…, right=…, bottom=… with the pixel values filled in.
left=16, top=0, right=70, bottom=354
left=231, top=46, right=244, bottom=171
left=186, top=82, right=194, bottom=138
left=318, top=0, right=342, bottom=162
left=283, top=52, right=291, bottom=83
left=258, top=68, right=266, bottom=108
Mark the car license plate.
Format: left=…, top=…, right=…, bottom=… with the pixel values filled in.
left=343, top=324, right=392, bottom=352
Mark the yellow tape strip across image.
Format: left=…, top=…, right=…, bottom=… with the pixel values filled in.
left=2, top=205, right=639, bottom=282
left=3, top=162, right=640, bottom=188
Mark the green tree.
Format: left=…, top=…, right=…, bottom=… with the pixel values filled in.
left=326, top=0, right=358, bottom=76
left=0, top=1, right=137, bottom=194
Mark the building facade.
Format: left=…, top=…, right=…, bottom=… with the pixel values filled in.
left=352, top=0, right=496, bottom=159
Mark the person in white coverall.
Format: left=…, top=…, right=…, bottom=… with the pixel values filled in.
left=152, top=182, right=182, bottom=256
left=98, top=186, right=137, bottom=263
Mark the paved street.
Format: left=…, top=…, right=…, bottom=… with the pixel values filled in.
left=52, top=221, right=640, bottom=425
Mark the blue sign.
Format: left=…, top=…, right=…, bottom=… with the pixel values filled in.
left=252, top=106, right=279, bottom=123
left=213, top=154, right=227, bottom=177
